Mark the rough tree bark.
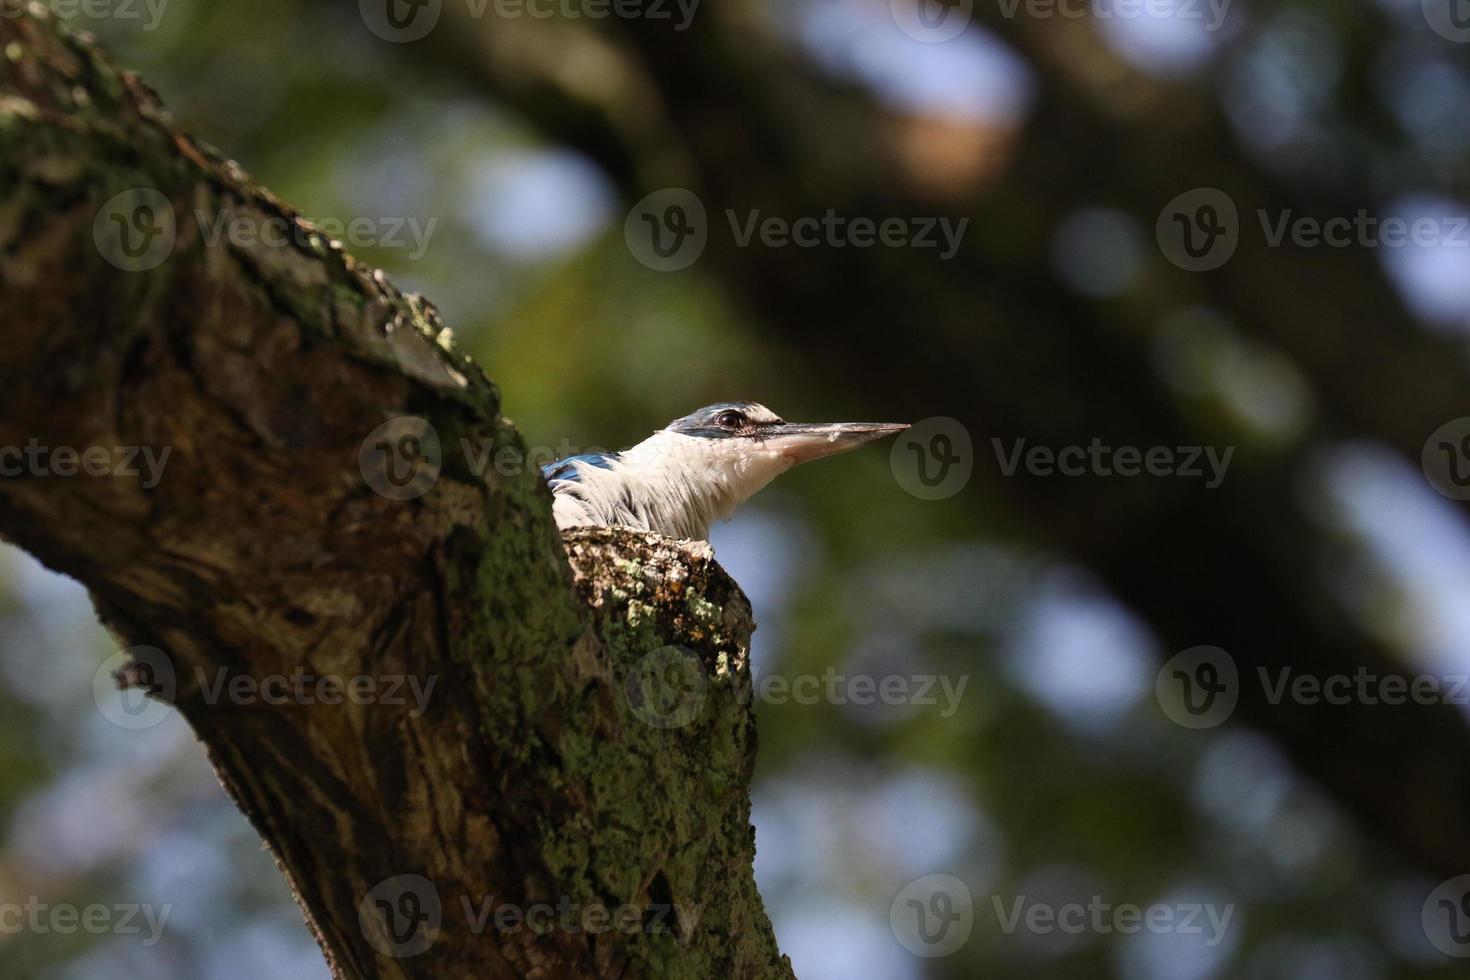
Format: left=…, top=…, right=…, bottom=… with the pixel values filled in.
left=0, top=8, right=792, bottom=978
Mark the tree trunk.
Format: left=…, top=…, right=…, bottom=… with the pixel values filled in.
left=0, top=8, right=792, bottom=978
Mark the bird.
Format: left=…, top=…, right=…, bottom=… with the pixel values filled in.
left=543, top=401, right=909, bottom=540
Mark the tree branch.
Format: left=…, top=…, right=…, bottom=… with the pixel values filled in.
left=0, top=8, right=791, bottom=978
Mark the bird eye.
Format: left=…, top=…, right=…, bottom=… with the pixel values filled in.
left=716, top=410, right=745, bottom=429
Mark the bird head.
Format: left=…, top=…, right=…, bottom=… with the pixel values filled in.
left=667, top=401, right=908, bottom=459
left=661, top=401, right=909, bottom=488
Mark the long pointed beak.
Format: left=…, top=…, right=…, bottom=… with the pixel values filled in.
left=761, top=421, right=910, bottom=464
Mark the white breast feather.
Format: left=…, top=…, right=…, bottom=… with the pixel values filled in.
left=549, top=431, right=792, bottom=540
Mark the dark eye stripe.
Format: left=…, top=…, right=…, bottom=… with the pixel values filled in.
left=666, top=402, right=781, bottom=436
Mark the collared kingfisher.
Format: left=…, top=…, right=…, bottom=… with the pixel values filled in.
left=543, top=402, right=908, bottom=540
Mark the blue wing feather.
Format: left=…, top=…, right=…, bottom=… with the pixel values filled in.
left=542, top=452, right=620, bottom=485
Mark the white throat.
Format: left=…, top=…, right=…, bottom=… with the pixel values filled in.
left=552, top=430, right=794, bottom=539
